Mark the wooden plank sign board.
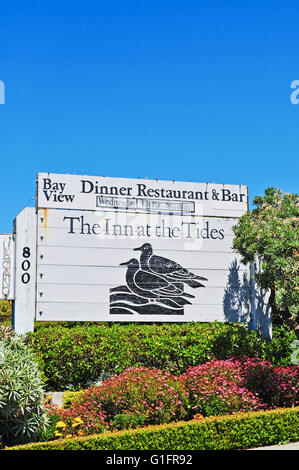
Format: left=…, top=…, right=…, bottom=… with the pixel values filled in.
left=33, top=173, right=251, bottom=324
left=36, top=209, right=251, bottom=322
left=0, top=234, right=15, bottom=300
left=37, top=173, right=248, bottom=218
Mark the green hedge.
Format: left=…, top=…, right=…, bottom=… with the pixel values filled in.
left=26, top=322, right=296, bottom=390
left=6, top=407, right=299, bottom=450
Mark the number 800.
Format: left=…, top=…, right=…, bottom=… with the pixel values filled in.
left=21, top=247, right=31, bottom=284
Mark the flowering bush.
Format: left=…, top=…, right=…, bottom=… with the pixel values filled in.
left=45, top=402, right=108, bottom=439
left=180, top=359, right=265, bottom=417
left=44, top=367, right=188, bottom=439
left=238, top=357, right=299, bottom=408
left=193, top=413, right=205, bottom=421
left=75, top=367, right=189, bottom=426
left=42, top=360, right=299, bottom=441
left=180, top=358, right=299, bottom=417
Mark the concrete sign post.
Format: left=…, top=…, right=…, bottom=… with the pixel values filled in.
left=12, top=207, right=37, bottom=335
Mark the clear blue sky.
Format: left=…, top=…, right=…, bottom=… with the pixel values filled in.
left=0, top=0, right=298, bottom=233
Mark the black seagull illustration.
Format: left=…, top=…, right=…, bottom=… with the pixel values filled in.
left=133, top=243, right=208, bottom=288
left=120, top=258, right=194, bottom=303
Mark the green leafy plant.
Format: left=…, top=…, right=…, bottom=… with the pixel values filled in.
left=111, top=413, right=148, bottom=430
left=0, top=325, right=15, bottom=340
left=26, top=322, right=297, bottom=391
left=0, top=300, right=12, bottom=324
left=0, top=336, right=49, bottom=446
left=233, top=188, right=299, bottom=338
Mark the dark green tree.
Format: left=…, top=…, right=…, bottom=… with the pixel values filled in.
left=233, top=188, right=299, bottom=339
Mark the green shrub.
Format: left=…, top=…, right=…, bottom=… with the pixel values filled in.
left=0, top=300, right=12, bottom=324
left=36, top=411, right=61, bottom=443
left=26, top=322, right=297, bottom=391
left=0, top=324, right=15, bottom=340
left=111, top=413, right=148, bottom=430
left=26, top=323, right=129, bottom=390
left=6, top=407, right=299, bottom=450
left=0, top=336, right=49, bottom=446
left=63, top=390, right=86, bottom=408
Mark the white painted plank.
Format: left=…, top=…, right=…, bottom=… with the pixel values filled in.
left=37, top=208, right=239, bottom=230
left=36, top=244, right=244, bottom=270
left=37, top=209, right=237, bottom=250
left=37, top=226, right=236, bottom=252
left=36, top=301, right=249, bottom=323
left=37, top=173, right=248, bottom=218
left=36, top=283, right=249, bottom=304
left=36, top=264, right=249, bottom=287
left=34, top=182, right=251, bottom=325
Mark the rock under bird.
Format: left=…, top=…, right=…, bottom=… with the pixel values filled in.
left=133, top=243, right=208, bottom=288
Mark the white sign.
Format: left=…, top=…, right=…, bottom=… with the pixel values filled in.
left=13, top=174, right=263, bottom=333
left=35, top=185, right=250, bottom=323
left=0, top=234, right=14, bottom=300
left=37, top=173, right=248, bottom=217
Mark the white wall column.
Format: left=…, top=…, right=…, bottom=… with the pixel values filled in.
left=12, top=207, right=37, bottom=334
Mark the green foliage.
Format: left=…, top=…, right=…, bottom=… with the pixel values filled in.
left=0, top=335, right=49, bottom=446
left=37, top=411, right=61, bottom=443
left=63, top=390, right=86, bottom=408
left=233, top=187, right=299, bottom=332
left=26, top=322, right=297, bottom=391
left=111, top=413, right=147, bottom=431
left=0, top=324, right=15, bottom=340
left=0, top=300, right=12, bottom=324
left=6, top=407, right=299, bottom=450
left=195, top=396, right=231, bottom=417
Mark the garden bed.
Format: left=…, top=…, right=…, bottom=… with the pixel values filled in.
left=34, top=358, right=299, bottom=444
left=1, top=320, right=298, bottom=449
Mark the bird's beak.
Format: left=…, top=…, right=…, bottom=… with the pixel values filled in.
left=120, top=261, right=128, bottom=265
left=133, top=246, right=143, bottom=251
